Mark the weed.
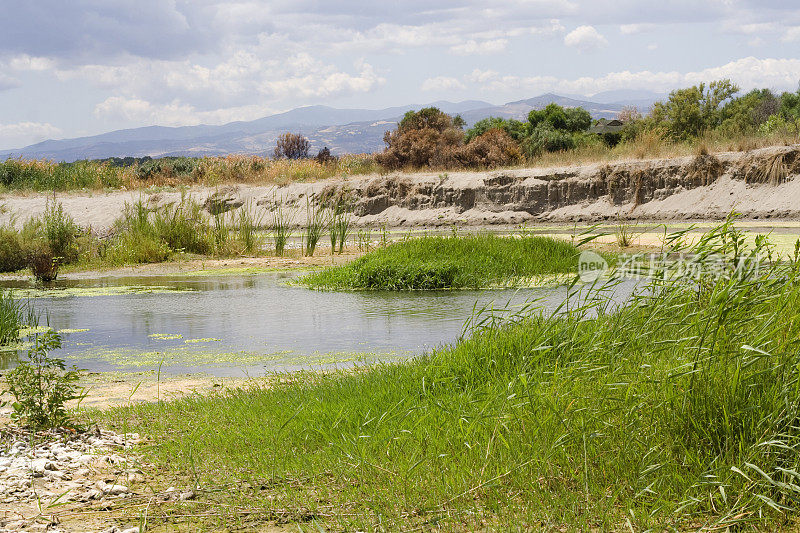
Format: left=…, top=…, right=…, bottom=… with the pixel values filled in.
left=303, top=197, right=326, bottom=257
left=236, top=203, right=262, bottom=254
left=4, top=329, right=83, bottom=429
left=270, top=195, right=293, bottom=256
left=0, top=290, right=26, bottom=345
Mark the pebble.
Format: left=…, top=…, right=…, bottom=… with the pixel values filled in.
left=0, top=429, right=143, bottom=532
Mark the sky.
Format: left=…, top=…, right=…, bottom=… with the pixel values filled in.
left=1, top=0, right=800, bottom=149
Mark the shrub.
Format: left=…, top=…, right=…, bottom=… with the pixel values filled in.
left=465, top=117, right=528, bottom=143
left=376, top=107, right=465, bottom=170
left=524, top=125, right=576, bottom=156
left=3, top=330, right=83, bottom=429
left=274, top=133, right=311, bottom=160
left=315, top=147, right=336, bottom=164
left=0, top=225, right=27, bottom=273
left=42, top=200, right=79, bottom=262
left=28, top=245, right=59, bottom=282
left=102, top=233, right=170, bottom=265
left=651, top=79, right=739, bottom=140
left=456, top=128, right=523, bottom=168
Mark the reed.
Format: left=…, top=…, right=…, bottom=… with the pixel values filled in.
left=303, top=197, right=326, bottom=257
left=269, top=195, right=293, bottom=256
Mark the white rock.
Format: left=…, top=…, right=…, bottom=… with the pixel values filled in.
left=30, top=458, right=54, bottom=474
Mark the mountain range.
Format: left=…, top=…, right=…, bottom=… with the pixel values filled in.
left=0, top=91, right=664, bottom=162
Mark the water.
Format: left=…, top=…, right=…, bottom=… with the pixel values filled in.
left=0, top=272, right=585, bottom=376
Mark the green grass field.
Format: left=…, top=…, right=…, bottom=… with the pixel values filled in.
left=302, top=233, right=583, bottom=290
left=97, top=221, right=800, bottom=530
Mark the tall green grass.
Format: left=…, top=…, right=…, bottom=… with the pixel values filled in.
left=0, top=290, right=33, bottom=345
left=303, top=233, right=582, bottom=290
left=0, top=159, right=124, bottom=190
left=99, top=221, right=800, bottom=530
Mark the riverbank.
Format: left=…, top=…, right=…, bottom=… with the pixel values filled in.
left=2, top=146, right=800, bottom=233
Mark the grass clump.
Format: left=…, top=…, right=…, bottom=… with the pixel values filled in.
left=0, top=290, right=27, bottom=345
left=99, top=221, right=800, bottom=530
left=303, top=233, right=581, bottom=290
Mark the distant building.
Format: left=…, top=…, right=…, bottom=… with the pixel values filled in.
left=588, top=119, right=625, bottom=135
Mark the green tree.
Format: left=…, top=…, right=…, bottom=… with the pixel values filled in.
left=465, top=117, right=527, bottom=143
left=719, top=88, right=779, bottom=134
left=651, top=79, right=739, bottom=140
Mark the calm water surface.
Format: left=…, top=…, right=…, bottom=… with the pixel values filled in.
left=0, top=272, right=625, bottom=376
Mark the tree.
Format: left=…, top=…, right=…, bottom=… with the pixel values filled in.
left=651, top=79, right=739, bottom=140
left=719, top=88, right=779, bottom=134
left=273, top=132, right=310, bottom=159
left=465, top=117, right=527, bottom=143
left=377, top=107, right=465, bottom=169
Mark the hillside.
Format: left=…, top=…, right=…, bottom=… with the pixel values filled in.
left=0, top=93, right=661, bottom=163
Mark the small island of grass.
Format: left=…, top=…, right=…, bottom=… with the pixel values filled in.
left=301, top=233, right=585, bottom=290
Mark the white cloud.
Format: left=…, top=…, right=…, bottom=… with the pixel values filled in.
left=619, top=23, right=656, bottom=35
left=93, top=97, right=279, bottom=127
left=449, top=38, right=508, bottom=55
left=0, top=122, right=61, bottom=150
left=783, top=26, right=800, bottom=42
left=9, top=55, right=56, bottom=71
left=466, top=57, right=800, bottom=97
left=467, top=69, right=499, bottom=83
left=421, top=76, right=466, bottom=92
left=564, top=25, right=608, bottom=52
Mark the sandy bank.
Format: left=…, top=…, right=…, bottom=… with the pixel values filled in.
left=2, top=145, right=799, bottom=232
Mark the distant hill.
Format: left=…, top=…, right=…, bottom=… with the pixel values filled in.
left=0, top=94, right=661, bottom=162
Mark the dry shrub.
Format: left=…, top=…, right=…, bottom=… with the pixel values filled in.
left=687, top=153, right=723, bottom=186
left=273, top=133, right=310, bottom=160
left=453, top=129, right=523, bottom=169
left=377, top=128, right=462, bottom=170
left=737, top=148, right=800, bottom=185
left=28, top=246, right=59, bottom=282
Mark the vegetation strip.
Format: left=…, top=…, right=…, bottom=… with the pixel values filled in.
left=301, top=233, right=585, bottom=290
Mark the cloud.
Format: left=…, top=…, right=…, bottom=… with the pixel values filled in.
left=466, top=57, right=800, bottom=96
left=783, top=26, right=800, bottom=42
left=421, top=76, right=466, bottom=92
left=9, top=55, right=55, bottom=71
left=619, top=23, right=655, bottom=34
left=564, top=25, right=608, bottom=52
left=0, top=121, right=61, bottom=150
left=0, top=72, right=20, bottom=91
left=449, top=39, right=508, bottom=55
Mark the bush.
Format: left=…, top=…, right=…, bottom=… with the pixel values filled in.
left=315, top=147, right=336, bottom=164
left=465, top=117, right=528, bottom=143
left=524, top=125, right=576, bottom=156
left=3, top=330, right=83, bottom=429
left=456, top=128, right=523, bottom=168
left=102, top=233, right=170, bottom=265
left=42, top=200, right=79, bottom=262
left=0, top=226, right=27, bottom=273
left=274, top=133, right=311, bottom=160
left=376, top=107, right=465, bottom=170
left=28, top=245, right=59, bottom=282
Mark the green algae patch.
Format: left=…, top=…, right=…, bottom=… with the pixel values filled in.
left=149, top=333, right=183, bottom=341
left=11, top=286, right=197, bottom=299
left=72, top=346, right=411, bottom=370
left=184, top=337, right=222, bottom=344
left=180, top=266, right=316, bottom=277
left=58, top=328, right=90, bottom=334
